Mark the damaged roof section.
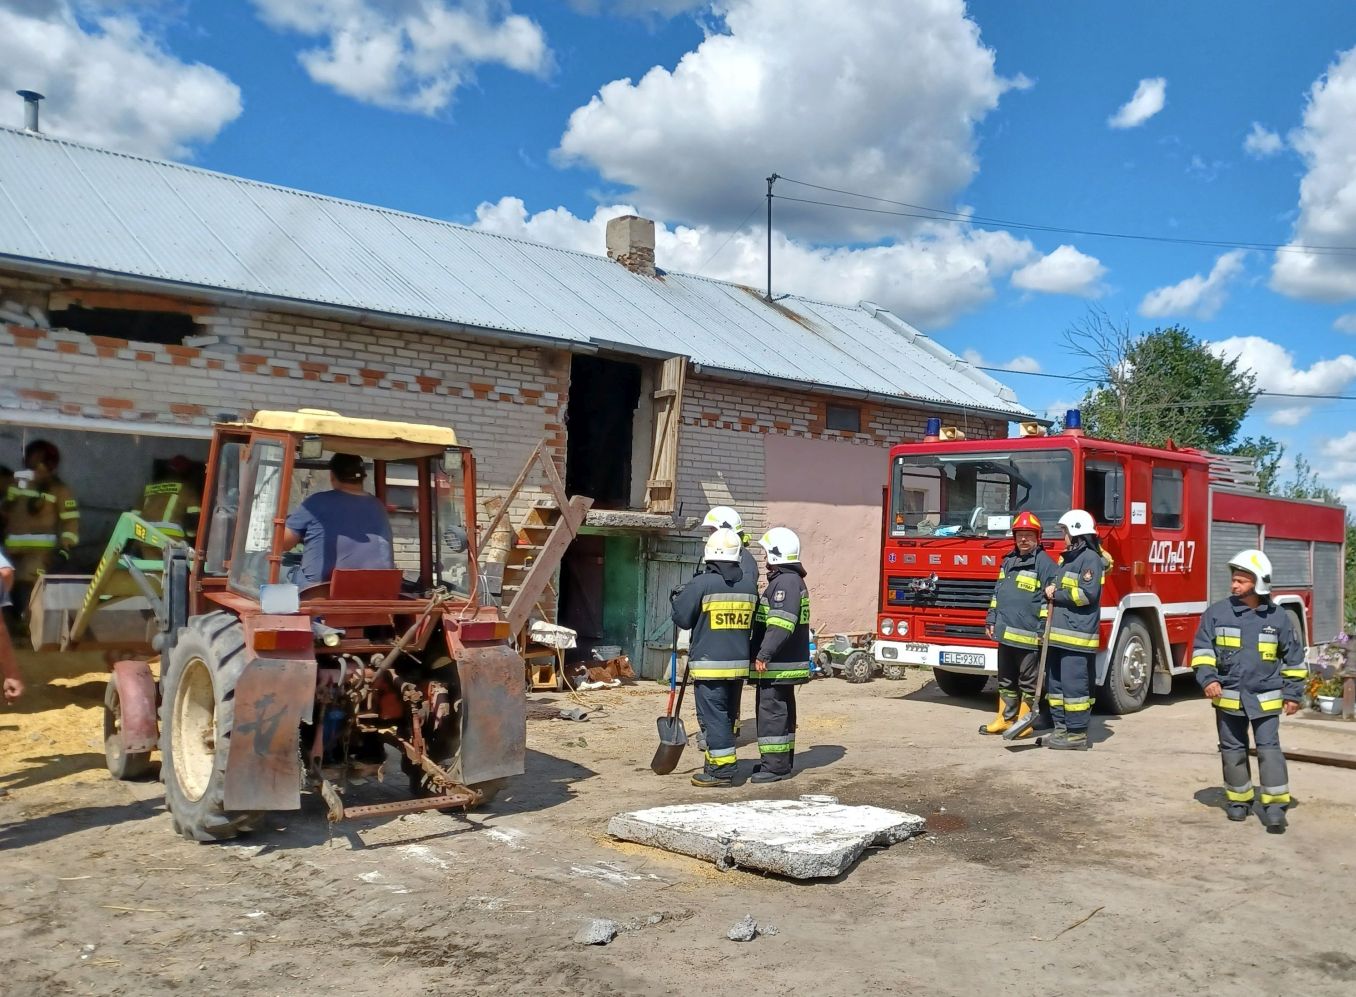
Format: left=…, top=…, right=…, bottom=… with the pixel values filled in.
left=0, top=126, right=1030, bottom=421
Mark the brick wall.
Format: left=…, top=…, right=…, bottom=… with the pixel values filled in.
left=676, top=373, right=1008, bottom=535
left=0, top=271, right=569, bottom=527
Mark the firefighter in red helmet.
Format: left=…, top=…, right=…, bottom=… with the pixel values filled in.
left=981, top=511, right=1057, bottom=737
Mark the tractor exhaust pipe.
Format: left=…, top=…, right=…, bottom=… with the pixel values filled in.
left=17, top=90, right=44, bottom=132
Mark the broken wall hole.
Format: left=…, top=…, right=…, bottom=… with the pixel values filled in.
left=565, top=354, right=643, bottom=510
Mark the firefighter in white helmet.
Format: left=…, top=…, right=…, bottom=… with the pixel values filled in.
left=700, top=506, right=759, bottom=742
left=701, top=506, right=759, bottom=586
left=1040, top=510, right=1110, bottom=751
left=670, top=527, right=758, bottom=787
left=1191, top=549, right=1305, bottom=832
left=749, top=527, right=811, bottom=783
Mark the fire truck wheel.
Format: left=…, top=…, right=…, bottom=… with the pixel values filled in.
left=931, top=668, right=988, bottom=698
left=1097, top=617, right=1153, bottom=715
left=882, top=661, right=909, bottom=681
left=159, top=612, right=266, bottom=842
left=104, top=679, right=154, bottom=781
left=842, top=650, right=874, bottom=684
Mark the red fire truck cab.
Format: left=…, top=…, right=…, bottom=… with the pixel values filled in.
left=871, top=418, right=1347, bottom=714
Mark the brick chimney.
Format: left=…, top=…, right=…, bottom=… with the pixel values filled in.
left=606, top=214, right=656, bottom=277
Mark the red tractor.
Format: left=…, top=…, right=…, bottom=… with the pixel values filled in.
left=32, top=409, right=525, bottom=841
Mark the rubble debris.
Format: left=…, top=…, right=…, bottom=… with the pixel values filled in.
left=727, top=915, right=759, bottom=942
left=608, top=797, right=926, bottom=880
left=574, top=919, right=620, bottom=946
left=557, top=707, right=590, bottom=722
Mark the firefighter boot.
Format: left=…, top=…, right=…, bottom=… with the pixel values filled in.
left=1046, top=730, right=1088, bottom=750
left=690, top=772, right=733, bottom=789
left=1259, top=805, right=1287, bottom=833
left=979, top=695, right=1012, bottom=735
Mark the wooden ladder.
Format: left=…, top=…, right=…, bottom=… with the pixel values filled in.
left=477, top=441, right=593, bottom=637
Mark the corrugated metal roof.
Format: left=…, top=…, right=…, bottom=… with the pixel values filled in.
left=0, top=126, right=1030, bottom=419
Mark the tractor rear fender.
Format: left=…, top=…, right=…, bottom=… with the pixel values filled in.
left=110, top=659, right=159, bottom=754
left=222, top=615, right=317, bottom=812
left=446, top=631, right=525, bottom=786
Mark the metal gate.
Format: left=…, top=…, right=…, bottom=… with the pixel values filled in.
left=640, top=534, right=702, bottom=680
left=1312, top=542, right=1344, bottom=642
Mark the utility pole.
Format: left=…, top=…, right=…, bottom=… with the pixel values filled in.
left=765, top=173, right=779, bottom=301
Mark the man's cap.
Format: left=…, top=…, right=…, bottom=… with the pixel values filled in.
left=329, top=452, right=367, bottom=482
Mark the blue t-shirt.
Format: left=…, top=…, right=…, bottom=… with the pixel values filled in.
left=285, top=490, right=394, bottom=585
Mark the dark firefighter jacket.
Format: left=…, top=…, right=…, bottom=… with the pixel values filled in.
left=1046, top=541, right=1109, bottom=652
left=671, top=561, right=758, bottom=680
left=985, top=546, right=1058, bottom=650
left=1191, top=596, right=1307, bottom=719
left=751, top=563, right=811, bottom=683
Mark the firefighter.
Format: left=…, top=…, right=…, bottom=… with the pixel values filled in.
left=1040, top=510, right=1107, bottom=751
left=981, top=511, right=1058, bottom=737
left=750, top=527, right=811, bottom=783
left=670, top=527, right=757, bottom=787
left=701, top=506, right=759, bottom=586
left=1191, top=549, right=1304, bottom=832
left=2, top=440, right=78, bottom=621
left=700, top=506, right=758, bottom=740
left=136, top=455, right=202, bottom=554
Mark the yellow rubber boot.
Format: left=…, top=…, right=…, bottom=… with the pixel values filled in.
left=1012, top=699, right=1034, bottom=739
left=980, top=696, right=1012, bottom=734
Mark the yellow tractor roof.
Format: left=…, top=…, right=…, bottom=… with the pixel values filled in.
left=245, top=409, right=457, bottom=452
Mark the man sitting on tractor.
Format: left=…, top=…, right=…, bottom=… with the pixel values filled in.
left=282, top=453, right=394, bottom=586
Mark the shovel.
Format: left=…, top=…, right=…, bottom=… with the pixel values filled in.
left=1004, top=603, right=1054, bottom=741
left=651, top=632, right=691, bottom=774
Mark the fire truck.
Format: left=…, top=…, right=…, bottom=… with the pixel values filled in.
left=870, top=413, right=1347, bottom=714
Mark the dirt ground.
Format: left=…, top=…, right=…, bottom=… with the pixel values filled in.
left=3, top=650, right=1356, bottom=997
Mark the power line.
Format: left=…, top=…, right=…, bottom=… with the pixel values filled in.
left=772, top=177, right=1356, bottom=258
left=699, top=200, right=762, bottom=271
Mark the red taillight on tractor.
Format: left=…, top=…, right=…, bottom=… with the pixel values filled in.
left=458, top=620, right=510, bottom=642
left=253, top=628, right=312, bottom=652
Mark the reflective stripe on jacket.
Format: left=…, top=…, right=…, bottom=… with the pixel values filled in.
left=1191, top=596, right=1306, bottom=719
left=752, top=564, right=811, bottom=683
left=671, top=562, right=757, bottom=679
left=3, top=479, right=78, bottom=550
left=138, top=480, right=202, bottom=539
left=1046, top=543, right=1106, bottom=651
left=986, top=547, right=1058, bottom=649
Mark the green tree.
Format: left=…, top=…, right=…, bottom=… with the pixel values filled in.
left=1067, top=311, right=1257, bottom=451
left=1229, top=435, right=1285, bottom=494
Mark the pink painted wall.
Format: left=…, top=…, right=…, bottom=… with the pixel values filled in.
left=763, top=434, right=886, bottom=635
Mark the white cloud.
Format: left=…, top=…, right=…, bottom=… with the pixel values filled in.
left=249, top=0, right=551, bottom=114
left=1139, top=249, right=1247, bottom=320
left=554, top=0, right=1027, bottom=238
left=0, top=1, right=241, bottom=158
left=961, top=348, right=1041, bottom=374
left=1107, top=77, right=1166, bottom=129
left=1318, top=431, right=1356, bottom=508
left=1243, top=121, right=1284, bottom=158
left=1335, top=313, right=1356, bottom=334
left=1010, top=244, right=1106, bottom=297
left=1270, top=46, right=1356, bottom=301
left=1208, top=334, right=1356, bottom=425
left=472, top=196, right=1037, bottom=328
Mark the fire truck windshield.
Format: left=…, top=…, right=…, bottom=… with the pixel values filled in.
left=890, top=450, right=1072, bottom=539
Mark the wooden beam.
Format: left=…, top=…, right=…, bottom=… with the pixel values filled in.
left=1250, top=746, right=1356, bottom=770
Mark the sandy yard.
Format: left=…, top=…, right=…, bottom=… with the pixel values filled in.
left=3, top=650, right=1356, bottom=997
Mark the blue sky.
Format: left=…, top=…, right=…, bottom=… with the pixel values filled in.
left=4, top=1, right=1356, bottom=501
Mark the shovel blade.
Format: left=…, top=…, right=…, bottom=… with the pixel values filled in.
left=1002, top=712, right=1037, bottom=741
left=650, top=716, right=688, bottom=774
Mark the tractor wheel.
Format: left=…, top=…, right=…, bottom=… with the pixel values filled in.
left=932, top=668, right=988, bottom=698
left=159, top=613, right=265, bottom=842
left=407, top=655, right=506, bottom=810
left=104, top=679, right=154, bottom=781
left=881, top=661, right=909, bottom=682
left=1096, top=618, right=1153, bottom=715
left=842, top=650, right=874, bottom=684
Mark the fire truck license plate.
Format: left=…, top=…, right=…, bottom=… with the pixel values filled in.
left=940, top=652, right=984, bottom=666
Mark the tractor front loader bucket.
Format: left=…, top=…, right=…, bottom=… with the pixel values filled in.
left=29, top=574, right=159, bottom=653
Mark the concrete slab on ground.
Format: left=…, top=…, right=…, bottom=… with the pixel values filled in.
left=607, top=796, right=926, bottom=880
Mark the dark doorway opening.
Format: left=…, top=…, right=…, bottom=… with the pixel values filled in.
left=566, top=355, right=641, bottom=509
